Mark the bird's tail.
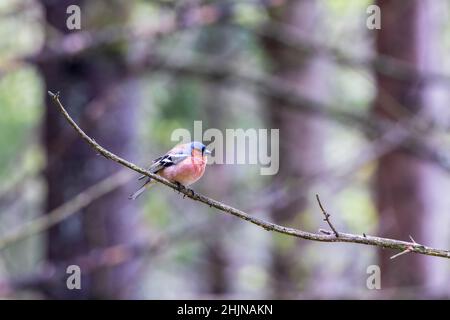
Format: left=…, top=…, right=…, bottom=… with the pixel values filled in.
left=128, top=180, right=155, bottom=200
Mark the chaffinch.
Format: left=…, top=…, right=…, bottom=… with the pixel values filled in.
left=129, top=141, right=211, bottom=200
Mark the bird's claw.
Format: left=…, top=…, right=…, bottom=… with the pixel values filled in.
left=175, top=182, right=189, bottom=192
left=187, top=188, right=195, bottom=197
left=175, top=182, right=184, bottom=193
left=174, top=182, right=194, bottom=197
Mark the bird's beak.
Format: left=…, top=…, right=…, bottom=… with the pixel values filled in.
left=205, top=149, right=211, bottom=155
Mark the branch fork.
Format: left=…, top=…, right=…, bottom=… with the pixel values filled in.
left=315, top=194, right=339, bottom=237
left=390, top=235, right=425, bottom=260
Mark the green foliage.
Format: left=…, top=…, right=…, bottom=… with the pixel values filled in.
left=233, top=2, right=268, bottom=27
left=337, top=187, right=377, bottom=233
left=0, top=67, right=43, bottom=178
left=0, top=1, right=44, bottom=60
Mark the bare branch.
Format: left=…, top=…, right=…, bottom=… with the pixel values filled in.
left=315, top=194, right=339, bottom=237
left=47, top=91, right=450, bottom=259
left=0, top=217, right=218, bottom=296
left=0, top=169, right=133, bottom=250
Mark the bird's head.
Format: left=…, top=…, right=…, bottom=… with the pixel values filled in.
left=190, top=141, right=211, bottom=157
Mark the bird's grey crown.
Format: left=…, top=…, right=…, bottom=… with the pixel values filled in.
left=190, top=141, right=206, bottom=151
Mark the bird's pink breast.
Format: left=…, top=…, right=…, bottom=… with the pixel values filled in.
left=159, top=156, right=206, bottom=186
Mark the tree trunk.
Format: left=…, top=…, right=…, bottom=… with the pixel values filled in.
left=374, top=0, right=446, bottom=295
left=38, top=0, right=140, bottom=299
left=264, top=0, right=327, bottom=298
left=197, top=26, right=233, bottom=297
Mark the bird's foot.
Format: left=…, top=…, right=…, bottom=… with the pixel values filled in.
left=175, top=182, right=195, bottom=198
left=175, top=181, right=185, bottom=193
left=186, top=188, right=195, bottom=198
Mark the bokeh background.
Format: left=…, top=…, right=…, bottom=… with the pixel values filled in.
left=0, top=0, right=450, bottom=299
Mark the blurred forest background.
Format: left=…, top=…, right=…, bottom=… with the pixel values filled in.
left=0, top=0, right=450, bottom=299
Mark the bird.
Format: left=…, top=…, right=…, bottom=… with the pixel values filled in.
left=129, top=141, right=211, bottom=200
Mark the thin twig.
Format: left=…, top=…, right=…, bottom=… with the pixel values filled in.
left=319, top=229, right=332, bottom=235
left=390, top=248, right=413, bottom=260
left=46, top=91, right=450, bottom=259
left=390, top=235, right=424, bottom=260
left=315, top=194, right=339, bottom=237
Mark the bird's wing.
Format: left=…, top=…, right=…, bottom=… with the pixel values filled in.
left=137, top=152, right=189, bottom=180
